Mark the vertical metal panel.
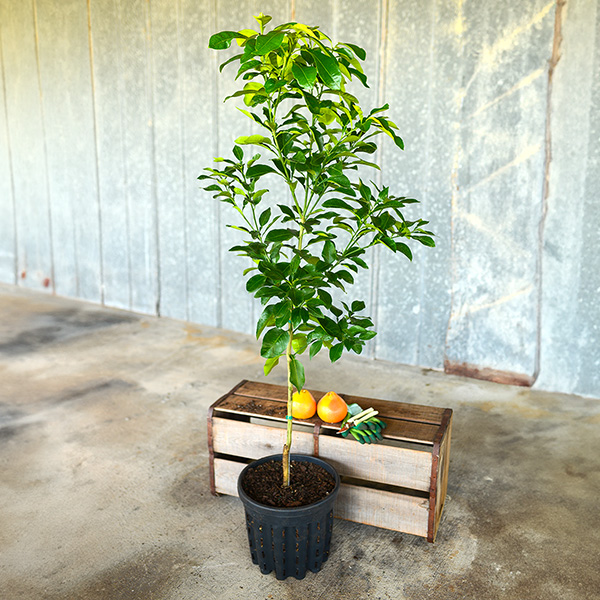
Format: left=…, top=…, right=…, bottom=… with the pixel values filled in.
left=1, top=0, right=53, bottom=291
left=36, top=0, right=101, bottom=302
left=0, top=20, right=16, bottom=283
left=294, top=0, right=334, bottom=28
left=539, top=0, right=600, bottom=396
left=180, top=0, right=220, bottom=326
left=118, top=0, right=158, bottom=315
left=444, top=0, right=555, bottom=378
left=89, top=0, right=130, bottom=310
left=578, top=29, right=600, bottom=396
left=90, top=0, right=158, bottom=314
left=413, top=0, right=460, bottom=369
left=150, top=0, right=187, bottom=319
left=376, top=0, right=438, bottom=366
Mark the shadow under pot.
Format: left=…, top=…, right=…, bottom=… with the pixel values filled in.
left=237, top=453, right=341, bottom=580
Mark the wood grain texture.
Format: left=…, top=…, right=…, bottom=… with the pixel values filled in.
left=212, top=417, right=316, bottom=458
left=336, top=482, right=429, bottom=538
left=215, top=392, right=439, bottom=444
left=235, top=380, right=447, bottom=425
left=213, top=458, right=429, bottom=538
left=433, top=413, right=452, bottom=541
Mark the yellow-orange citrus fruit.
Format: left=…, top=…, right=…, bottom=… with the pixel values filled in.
left=291, top=389, right=317, bottom=419
left=317, top=391, right=348, bottom=423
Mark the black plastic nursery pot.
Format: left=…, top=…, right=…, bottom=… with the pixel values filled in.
left=237, top=453, right=341, bottom=580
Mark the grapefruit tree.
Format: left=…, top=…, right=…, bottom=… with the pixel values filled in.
left=200, top=13, right=434, bottom=486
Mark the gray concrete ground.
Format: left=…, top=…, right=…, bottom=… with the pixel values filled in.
left=0, top=283, right=598, bottom=600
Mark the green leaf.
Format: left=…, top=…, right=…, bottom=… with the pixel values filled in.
left=264, top=79, right=286, bottom=93
left=263, top=356, right=279, bottom=376
left=309, top=340, right=323, bottom=359
left=256, top=304, right=276, bottom=338
left=322, top=240, right=336, bottom=263
left=246, top=273, right=266, bottom=293
left=254, top=13, right=273, bottom=29
left=259, top=207, right=271, bottom=227
left=219, top=52, right=244, bottom=72
left=292, top=334, right=308, bottom=355
left=273, top=300, right=292, bottom=327
left=329, top=343, right=344, bottom=362
left=396, top=242, right=413, bottom=260
left=260, top=327, right=289, bottom=358
left=323, top=198, right=355, bottom=211
left=292, top=63, right=317, bottom=90
left=310, top=50, right=342, bottom=90
left=255, top=31, right=285, bottom=55
left=233, top=145, right=243, bottom=161
left=246, top=164, right=278, bottom=179
left=265, top=229, right=296, bottom=243
left=343, top=42, right=366, bottom=61
left=209, top=31, right=240, bottom=50
left=416, top=236, right=436, bottom=247
left=318, top=289, right=333, bottom=308
left=289, top=357, right=305, bottom=393
left=351, top=300, right=366, bottom=312
left=235, top=134, right=271, bottom=145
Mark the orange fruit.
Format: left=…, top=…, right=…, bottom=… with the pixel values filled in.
left=317, top=391, right=348, bottom=423
left=291, top=389, right=317, bottom=419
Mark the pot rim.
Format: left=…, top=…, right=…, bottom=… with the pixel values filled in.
left=237, top=453, right=340, bottom=514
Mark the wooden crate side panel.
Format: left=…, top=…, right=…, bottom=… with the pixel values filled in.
left=213, top=459, right=429, bottom=538
left=211, top=417, right=315, bottom=459
left=434, top=417, right=452, bottom=540
left=212, top=416, right=432, bottom=491
left=336, top=484, right=429, bottom=538
left=318, top=435, right=432, bottom=492
left=213, top=457, right=244, bottom=496
left=235, top=380, right=446, bottom=424
left=215, top=394, right=439, bottom=444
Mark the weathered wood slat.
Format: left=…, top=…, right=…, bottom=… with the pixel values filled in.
left=212, top=417, right=315, bottom=459
left=212, top=417, right=432, bottom=491
left=336, top=483, right=429, bottom=538
left=213, top=458, right=429, bottom=538
left=235, top=380, right=446, bottom=425
left=317, top=435, right=432, bottom=491
left=215, top=393, right=439, bottom=444
left=433, top=416, right=452, bottom=540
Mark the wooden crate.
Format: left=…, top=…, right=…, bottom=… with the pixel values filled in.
left=207, top=380, right=452, bottom=542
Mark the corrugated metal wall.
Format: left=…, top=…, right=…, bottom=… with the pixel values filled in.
left=0, top=0, right=598, bottom=397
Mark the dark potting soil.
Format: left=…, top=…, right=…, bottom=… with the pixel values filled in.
left=241, top=459, right=336, bottom=508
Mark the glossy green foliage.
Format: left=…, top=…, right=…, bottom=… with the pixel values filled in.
left=200, top=14, right=434, bottom=388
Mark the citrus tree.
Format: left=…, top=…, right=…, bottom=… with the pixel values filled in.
left=200, top=14, right=435, bottom=486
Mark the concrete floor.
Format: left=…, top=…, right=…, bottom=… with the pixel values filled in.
left=0, top=284, right=598, bottom=600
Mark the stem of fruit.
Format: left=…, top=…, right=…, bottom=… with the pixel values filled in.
left=282, top=320, right=294, bottom=487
